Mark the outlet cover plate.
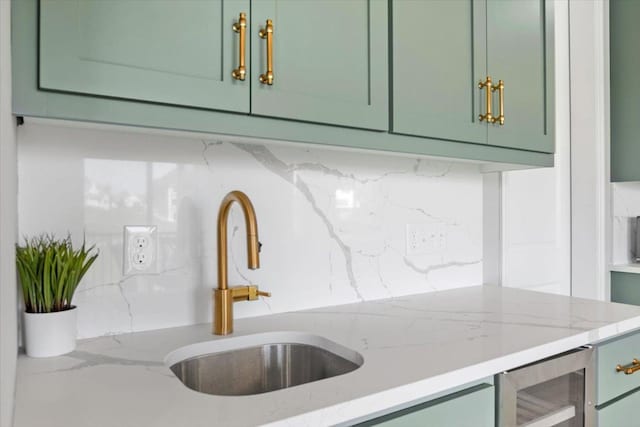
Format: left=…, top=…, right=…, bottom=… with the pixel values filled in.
left=406, top=222, right=447, bottom=256
left=123, top=225, right=158, bottom=275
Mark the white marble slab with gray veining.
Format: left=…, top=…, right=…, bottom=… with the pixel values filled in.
left=18, top=122, right=482, bottom=339
left=14, top=286, right=640, bottom=427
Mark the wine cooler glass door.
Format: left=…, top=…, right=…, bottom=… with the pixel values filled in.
left=498, top=347, right=595, bottom=427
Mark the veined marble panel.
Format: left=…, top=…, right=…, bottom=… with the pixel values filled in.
left=17, top=122, right=482, bottom=338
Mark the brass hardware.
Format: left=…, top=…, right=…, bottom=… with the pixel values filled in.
left=492, top=79, right=505, bottom=125
left=231, top=285, right=271, bottom=302
left=214, top=191, right=270, bottom=335
left=616, top=358, right=640, bottom=375
left=478, top=76, right=495, bottom=123
left=231, top=12, right=247, bottom=81
left=259, top=19, right=274, bottom=85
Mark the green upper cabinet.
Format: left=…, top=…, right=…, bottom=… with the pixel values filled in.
left=610, top=0, right=640, bottom=182
left=392, top=0, right=487, bottom=145
left=392, top=0, right=554, bottom=153
left=39, top=0, right=250, bottom=113
left=250, top=0, right=388, bottom=130
left=14, top=0, right=555, bottom=167
left=486, top=0, right=554, bottom=152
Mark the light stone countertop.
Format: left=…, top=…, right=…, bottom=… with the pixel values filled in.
left=14, top=285, right=640, bottom=427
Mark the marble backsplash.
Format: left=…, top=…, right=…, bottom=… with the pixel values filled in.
left=17, top=122, right=483, bottom=339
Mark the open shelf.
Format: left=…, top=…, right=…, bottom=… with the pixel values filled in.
left=610, top=264, right=640, bottom=274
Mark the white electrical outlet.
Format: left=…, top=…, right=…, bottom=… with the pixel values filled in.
left=123, top=225, right=158, bottom=275
left=406, top=223, right=447, bottom=255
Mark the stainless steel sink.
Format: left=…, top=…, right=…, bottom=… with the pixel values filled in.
left=167, top=333, right=363, bottom=396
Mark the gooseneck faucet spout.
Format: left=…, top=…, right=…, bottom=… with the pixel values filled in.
left=214, top=191, right=270, bottom=335
left=217, top=190, right=260, bottom=290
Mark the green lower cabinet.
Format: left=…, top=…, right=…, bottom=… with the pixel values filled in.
left=355, top=383, right=494, bottom=427
left=611, top=272, right=640, bottom=306
left=597, top=390, right=640, bottom=427
left=596, top=325, right=640, bottom=405
left=596, top=329, right=640, bottom=427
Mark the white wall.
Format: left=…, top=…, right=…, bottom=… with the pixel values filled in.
left=0, top=1, right=18, bottom=426
left=500, top=0, right=571, bottom=296
left=17, top=121, right=484, bottom=338
left=569, top=0, right=609, bottom=301
left=502, top=168, right=569, bottom=294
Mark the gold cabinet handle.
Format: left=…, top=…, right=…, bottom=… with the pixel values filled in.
left=616, top=358, right=640, bottom=375
left=231, top=12, right=247, bottom=81
left=478, top=77, right=495, bottom=123
left=492, top=79, right=505, bottom=125
left=259, top=19, right=274, bottom=85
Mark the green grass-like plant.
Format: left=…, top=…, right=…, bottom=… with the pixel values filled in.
left=16, top=235, right=99, bottom=313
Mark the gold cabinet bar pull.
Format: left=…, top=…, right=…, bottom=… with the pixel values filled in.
left=478, top=77, right=495, bottom=123
left=616, top=358, right=640, bottom=375
left=492, top=79, right=505, bottom=125
left=231, top=12, right=247, bottom=81
left=259, top=19, right=274, bottom=85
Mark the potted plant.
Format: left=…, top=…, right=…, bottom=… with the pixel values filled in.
left=16, top=235, right=98, bottom=357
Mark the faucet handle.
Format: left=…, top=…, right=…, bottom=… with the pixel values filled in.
left=247, top=285, right=271, bottom=300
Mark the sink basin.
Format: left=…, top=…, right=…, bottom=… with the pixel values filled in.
left=165, top=332, right=363, bottom=396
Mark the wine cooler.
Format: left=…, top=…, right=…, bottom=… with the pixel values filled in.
left=497, top=347, right=595, bottom=427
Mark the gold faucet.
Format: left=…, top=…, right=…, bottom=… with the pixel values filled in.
left=214, top=190, right=270, bottom=335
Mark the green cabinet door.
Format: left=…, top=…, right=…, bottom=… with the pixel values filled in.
left=250, top=0, right=388, bottom=130
left=486, top=0, right=554, bottom=153
left=596, top=323, right=640, bottom=405
left=392, top=0, right=487, bottom=144
left=356, top=383, right=495, bottom=427
left=611, top=271, right=640, bottom=306
left=610, top=0, right=640, bottom=182
left=39, top=0, right=250, bottom=112
left=392, top=0, right=554, bottom=153
left=596, top=330, right=640, bottom=426
left=597, top=391, right=640, bottom=427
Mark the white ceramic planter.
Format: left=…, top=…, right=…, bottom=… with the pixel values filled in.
left=23, top=307, right=77, bottom=358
